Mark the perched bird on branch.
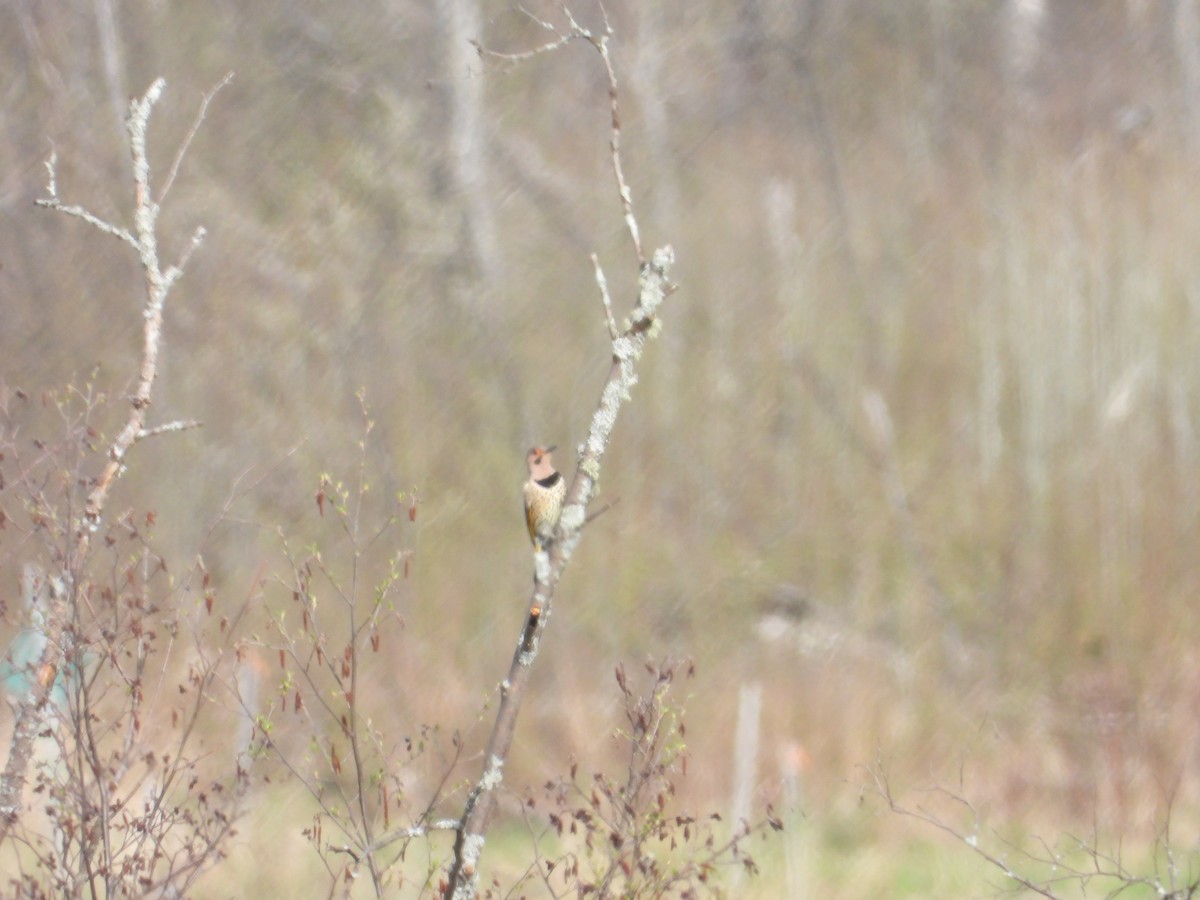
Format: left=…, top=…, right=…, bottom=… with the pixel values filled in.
left=524, top=445, right=565, bottom=552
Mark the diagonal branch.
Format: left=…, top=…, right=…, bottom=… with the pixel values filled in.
left=446, top=249, right=674, bottom=899
left=158, top=71, right=233, bottom=205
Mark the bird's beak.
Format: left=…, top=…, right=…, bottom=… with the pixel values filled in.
left=545, top=445, right=557, bottom=453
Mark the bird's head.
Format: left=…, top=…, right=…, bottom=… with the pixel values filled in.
left=526, top=445, right=557, bottom=474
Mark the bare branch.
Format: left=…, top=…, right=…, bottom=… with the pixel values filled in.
left=33, top=195, right=137, bottom=247
left=592, top=252, right=619, bottom=341
left=591, top=25, right=643, bottom=263
left=42, top=145, right=58, bottom=198
left=444, top=8, right=675, bottom=894
left=477, top=9, right=644, bottom=263
left=80, top=82, right=170, bottom=538
left=159, top=72, right=234, bottom=204
left=471, top=6, right=577, bottom=63
left=137, top=418, right=203, bottom=440
left=583, top=496, right=619, bottom=526
left=365, top=819, right=461, bottom=855
left=163, top=225, right=208, bottom=291
left=865, top=763, right=1097, bottom=900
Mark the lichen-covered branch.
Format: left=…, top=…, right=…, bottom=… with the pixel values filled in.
left=445, top=248, right=675, bottom=898
left=559, top=247, right=673, bottom=547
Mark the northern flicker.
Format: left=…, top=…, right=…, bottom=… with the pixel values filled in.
left=524, top=445, right=565, bottom=552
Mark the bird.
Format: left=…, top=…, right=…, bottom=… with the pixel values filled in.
left=524, top=445, right=566, bottom=552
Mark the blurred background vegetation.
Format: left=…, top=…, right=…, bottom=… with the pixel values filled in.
left=4, top=0, right=1200, bottom=894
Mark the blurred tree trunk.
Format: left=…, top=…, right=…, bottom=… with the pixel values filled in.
left=91, top=0, right=127, bottom=138
left=433, top=0, right=524, bottom=442
left=1175, top=0, right=1200, bottom=140
left=1005, top=0, right=1045, bottom=115
left=631, top=3, right=684, bottom=508
left=439, top=0, right=499, bottom=293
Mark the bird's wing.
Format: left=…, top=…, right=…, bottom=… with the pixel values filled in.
left=524, top=493, right=537, bottom=544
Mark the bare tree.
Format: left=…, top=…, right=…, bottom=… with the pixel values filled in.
left=444, top=7, right=676, bottom=897
left=0, top=75, right=244, bottom=896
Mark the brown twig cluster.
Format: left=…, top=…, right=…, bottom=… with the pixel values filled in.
left=1, top=77, right=222, bottom=836
left=231, top=397, right=453, bottom=896
left=0, top=77, right=246, bottom=897
left=505, top=660, right=782, bottom=899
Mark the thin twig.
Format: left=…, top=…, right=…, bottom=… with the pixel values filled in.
left=471, top=6, right=576, bottom=63
left=480, top=7, right=644, bottom=263
left=590, top=22, right=643, bottom=263
left=865, top=765, right=1061, bottom=900
left=33, top=197, right=136, bottom=247
left=159, top=72, right=234, bottom=204
left=138, top=419, right=203, bottom=440
left=163, top=226, right=208, bottom=292
left=592, top=252, right=619, bottom=341
left=583, top=496, right=618, bottom=526
left=42, top=145, right=58, bottom=198
left=364, top=819, right=461, bottom=854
